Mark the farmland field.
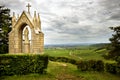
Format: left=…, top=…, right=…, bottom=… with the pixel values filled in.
left=44, top=45, right=112, bottom=62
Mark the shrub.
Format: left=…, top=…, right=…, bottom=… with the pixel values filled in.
left=116, top=63, right=120, bottom=74
left=49, top=56, right=76, bottom=65
left=105, top=63, right=120, bottom=74
left=77, top=60, right=104, bottom=71
left=0, top=54, right=48, bottom=76
left=116, top=56, right=120, bottom=63
left=77, top=60, right=89, bottom=71
left=95, top=60, right=104, bottom=71
left=105, top=63, right=117, bottom=74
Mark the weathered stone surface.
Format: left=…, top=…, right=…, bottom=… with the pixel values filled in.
left=9, top=5, right=44, bottom=54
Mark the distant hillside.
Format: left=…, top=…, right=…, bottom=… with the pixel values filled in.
left=90, top=43, right=110, bottom=48
left=90, top=43, right=110, bottom=51
left=45, top=43, right=93, bottom=48
left=44, top=43, right=111, bottom=49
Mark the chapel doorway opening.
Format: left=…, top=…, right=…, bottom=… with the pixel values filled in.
left=22, top=25, right=31, bottom=53
left=19, top=24, right=31, bottom=53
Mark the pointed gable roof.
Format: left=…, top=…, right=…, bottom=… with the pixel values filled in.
left=14, top=11, right=34, bottom=29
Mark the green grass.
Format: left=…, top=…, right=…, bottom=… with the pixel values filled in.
left=44, top=47, right=116, bottom=63
left=1, top=61, right=120, bottom=80
left=75, top=71, right=120, bottom=80
left=44, top=49, right=70, bottom=57
left=1, top=74, right=54, bottom=80
left=44, top=47, right=107, bottom=60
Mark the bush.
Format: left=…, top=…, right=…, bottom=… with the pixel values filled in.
left=49, top=56, right=76, bottom=65
left=115, top=56, right=120, bottom=63
left=0, top=54, right=48, bottom=76
left=105, top=63, right=117, bottom=74
left=116, top=63, right=120, bottom=74
left=105, top=63, right=120, bottom=74
left=77, top=60, right=89, bottom=71
left=77, top=60, right=104, bottom=71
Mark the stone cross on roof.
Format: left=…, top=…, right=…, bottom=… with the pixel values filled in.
left=26, top=3, right=31, bottom=14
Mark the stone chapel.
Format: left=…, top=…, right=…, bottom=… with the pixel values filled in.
left=9, top=3, right=44, bottom=54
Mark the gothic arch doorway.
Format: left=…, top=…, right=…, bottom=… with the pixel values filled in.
left=22, top=25, right=31, bottom=53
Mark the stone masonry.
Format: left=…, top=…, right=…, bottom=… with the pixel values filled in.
left=9, top=4, right=44, bottom=54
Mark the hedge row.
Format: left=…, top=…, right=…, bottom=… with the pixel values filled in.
left=77, top=60, right=120, bottom=74
left=77, top=60, right=104, bottom=71
left=49, top=56, right=76, bottom=65
left=105, top=63, right=120, bottom=74
left=0, top=54, right=48, bottom=76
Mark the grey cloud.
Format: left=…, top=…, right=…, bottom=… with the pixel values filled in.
left=99, top=0, right=120, bottom=9
left=99, top=0, right=120, bottom=20
left=0, top=0, right=24, bottom=9
left=0, top=0, right=118, bottom=44
left=108, top=13, right=120, bottom=20
left=42, top=0, right=116, bottom=44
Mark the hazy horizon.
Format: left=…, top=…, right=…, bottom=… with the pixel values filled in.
left=44, top=42, right=110, bottom=45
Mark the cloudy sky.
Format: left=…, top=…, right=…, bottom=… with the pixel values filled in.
left=1, top=0, right=120, bottom=44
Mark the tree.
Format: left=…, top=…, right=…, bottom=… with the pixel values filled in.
left=0, top=6, right=11, bottom=54
left=108, top=26, right=120, bottom=60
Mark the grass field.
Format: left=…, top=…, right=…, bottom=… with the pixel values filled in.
left=1, top=46, right=120, bottom=80
left=44, top=46, right=113, bottom=62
